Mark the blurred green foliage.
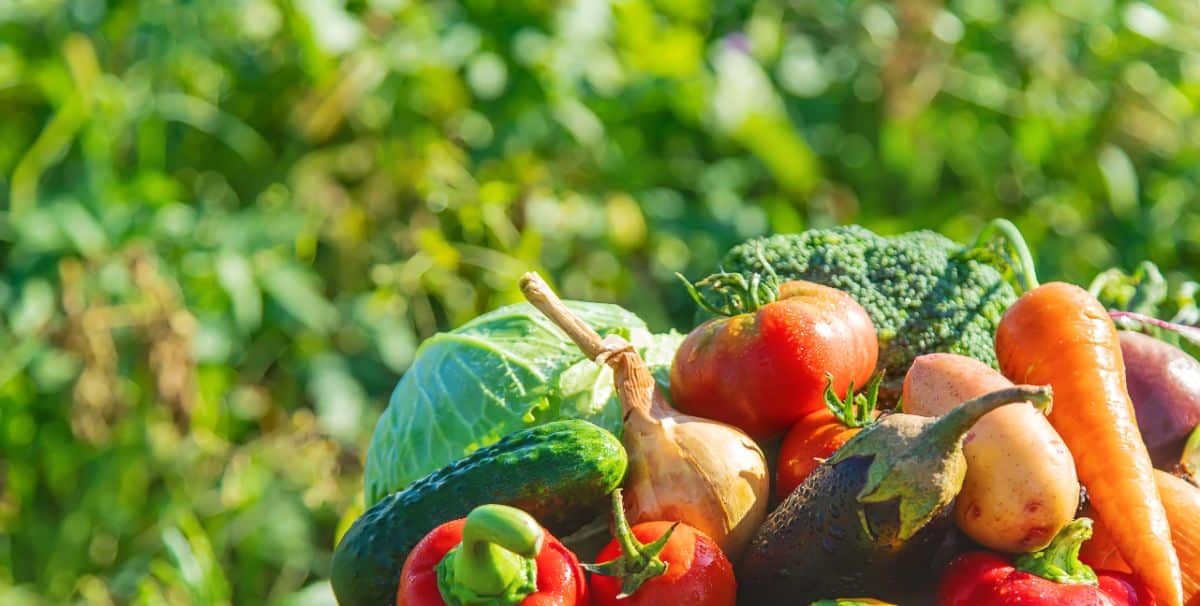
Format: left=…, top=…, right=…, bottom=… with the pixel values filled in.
left=2, top=0, right=1199, bottom=603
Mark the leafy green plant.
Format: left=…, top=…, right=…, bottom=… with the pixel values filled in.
left=1091, top=261, right=1200, bottom=358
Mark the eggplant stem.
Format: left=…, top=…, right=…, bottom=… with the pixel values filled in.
left=928, top=385, right=1052, bottom=450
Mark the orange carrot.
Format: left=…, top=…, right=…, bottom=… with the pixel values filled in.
left=1080, top=470, right=1200, bottom=606
left=995, top=281, right=1183, bottom=606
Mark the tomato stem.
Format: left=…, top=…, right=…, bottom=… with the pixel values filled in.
left=823, top=371, right=882, bottom=429
left=583, top=489, right=677, bottom=598
left=679, top=246, right=782, bottom=317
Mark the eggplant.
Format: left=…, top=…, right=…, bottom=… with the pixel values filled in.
left=736, top=386, right=1052, bottom=605
left=1120, top=330, right=1200, bottom=467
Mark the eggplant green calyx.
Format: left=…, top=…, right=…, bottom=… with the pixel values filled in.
left=678, top=246, right=781, bottom=317
left=824, top=371, right=883, bottom=429
left=583, top=489, right=677, bottom=598
left=829, top=385, right=1052, bottom=542
left=436, top=504, right=543, bottom=606
left=1014, top=518, right=1100, bottom=585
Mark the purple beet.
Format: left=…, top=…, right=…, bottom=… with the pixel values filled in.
left=1120, top=330, right=1200, bottom=467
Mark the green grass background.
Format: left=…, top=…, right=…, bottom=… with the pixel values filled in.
left=2, top=0, right=1199, bottom=603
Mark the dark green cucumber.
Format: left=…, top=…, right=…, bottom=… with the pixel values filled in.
left=330, top=420, right=627, bottom=606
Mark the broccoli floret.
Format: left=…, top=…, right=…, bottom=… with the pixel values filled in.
left=710, top=222, right=1035, bottom=399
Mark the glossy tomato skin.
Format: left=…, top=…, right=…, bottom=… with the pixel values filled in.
left=776, top=407, right=876, bottom=500
left=671, top=281, right=878, bottom=439
left=397, top=519, right=589, bottom=606
left=589, top=522, right=735, bottom=606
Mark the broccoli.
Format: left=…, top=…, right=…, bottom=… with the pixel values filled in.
left=704, top=220, right=1037, bottom=399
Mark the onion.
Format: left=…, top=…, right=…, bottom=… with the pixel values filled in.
left=521, top=273, right=769, bottom=560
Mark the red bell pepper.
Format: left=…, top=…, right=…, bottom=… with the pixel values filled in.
left=397, top=504, right=588, bottom=606
left=585, top=490, right=736, bottom=606
left=938, top=518, right=1157, bottom=606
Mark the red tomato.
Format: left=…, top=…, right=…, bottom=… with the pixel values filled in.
left=589, top=521, right=735, bottom=606
left=776, top=406, right=876, bottom=500
left=670, top=280, right=878, bottom=439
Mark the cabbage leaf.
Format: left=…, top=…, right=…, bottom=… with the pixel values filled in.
left=363, top=300, right=681, bottom=504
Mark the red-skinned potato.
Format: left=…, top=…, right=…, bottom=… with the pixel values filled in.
left=671, top=278, right=878, bottom=440
left=1119, top=330, right=1200, bottom=468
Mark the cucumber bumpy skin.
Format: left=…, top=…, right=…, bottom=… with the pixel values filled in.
left=331, top=420, right=627, bottom=606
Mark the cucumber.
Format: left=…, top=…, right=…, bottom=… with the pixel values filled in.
left=330, top=420, right=627, bottom=606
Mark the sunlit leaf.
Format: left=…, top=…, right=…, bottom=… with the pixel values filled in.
left=306, top=354, right=366, bottom=445
left=217, top=251, right=263, bottom=333
left=258, top=263, right=338, bottom=335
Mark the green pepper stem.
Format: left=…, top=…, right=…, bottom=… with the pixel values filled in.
left=972, top=218, right=1040, bottom=294
left=1014, top=518, right=1099, bottom=585
left=925, top=385, right=1052, bottom=453
left=436, top=505, right=543, bottom=606
left=582, top=490, right=676, bottom=598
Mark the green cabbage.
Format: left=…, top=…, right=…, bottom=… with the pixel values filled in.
left=363, top=300, right=682, bottom=505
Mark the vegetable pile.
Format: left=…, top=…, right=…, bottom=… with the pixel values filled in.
left=331, top=222, right=1200, bottom=606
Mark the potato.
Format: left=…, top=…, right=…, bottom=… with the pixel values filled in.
left=902, top=353, right=1079, bottom=552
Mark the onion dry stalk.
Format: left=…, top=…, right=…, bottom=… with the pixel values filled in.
left=521, top=272, right=769, bottom=560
